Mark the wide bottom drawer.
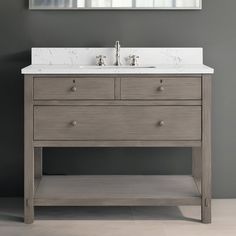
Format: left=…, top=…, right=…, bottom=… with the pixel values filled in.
left=34, top=106, right=201, bottom=141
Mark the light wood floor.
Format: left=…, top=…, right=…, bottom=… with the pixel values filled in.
left=0, top=199, right=236, bottom=236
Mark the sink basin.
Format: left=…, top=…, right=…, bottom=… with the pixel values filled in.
left=78, top=65, right=156, bottom=69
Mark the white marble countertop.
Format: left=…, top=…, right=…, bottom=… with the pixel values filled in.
left=21, top=64, right=214, bottom=75
left=21, top=48, right=214, bottom=75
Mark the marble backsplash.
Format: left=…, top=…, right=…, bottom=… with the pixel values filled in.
left=32, top=48, right=203, bottom=65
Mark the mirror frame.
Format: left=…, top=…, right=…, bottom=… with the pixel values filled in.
left=29, top=0, right=202, bottom=10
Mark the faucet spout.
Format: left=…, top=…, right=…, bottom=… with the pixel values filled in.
left=114, top=41, right=121, bottom=66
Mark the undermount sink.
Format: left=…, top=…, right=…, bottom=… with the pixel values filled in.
left=78, top=65, right=156, bottom=69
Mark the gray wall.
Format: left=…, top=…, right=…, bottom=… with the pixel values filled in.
left=0, top=0, right=235, bottom=198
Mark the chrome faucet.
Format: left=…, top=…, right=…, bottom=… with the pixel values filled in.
left=114, top=41, right=121, bottom=66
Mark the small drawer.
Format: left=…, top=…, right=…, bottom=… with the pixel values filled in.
left=34, top=106, right=201, bottom=141
left=121, top=77, right=201, bottom=100
left=34, top=77, right=114, bottom=100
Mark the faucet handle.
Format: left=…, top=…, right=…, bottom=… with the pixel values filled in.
left=129, top=55, right=140, bottom=66
left=96, top=55, right=106, bottom=66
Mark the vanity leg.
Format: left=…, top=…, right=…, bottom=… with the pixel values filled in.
left=35, top=147, right=43, bottom=179
left=34, top=147, right=43, bottom=195
left=24, top=147, right=34, bottom=224
left=201, top=75, right=212, bottom=224
left=24, top=76, right=34, bottom=224
left=192, top=147, right=201, bottom=194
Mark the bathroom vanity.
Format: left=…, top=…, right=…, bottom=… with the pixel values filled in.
left=22, top=47, right=214, bottom=224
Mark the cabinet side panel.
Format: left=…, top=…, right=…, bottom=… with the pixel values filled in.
left=24, top=75, right=34, bottom=224
left=201, top=75, right=212, bottom=223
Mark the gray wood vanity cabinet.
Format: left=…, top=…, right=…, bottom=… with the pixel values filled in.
left=24, top=74, right=212, bottom=224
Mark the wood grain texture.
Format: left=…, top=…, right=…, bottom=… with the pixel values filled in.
left=114, top=78, right=121, bottom=99
left=34, top=175, right=201, bottom=206
left=34, top=147, right=42, bottom=179
left=34, top=106, right=201, bottom=141
left=33, top=140, right=201, bottom=147
left=34, top=178, right=41, bottom=194
left=34, top=100, right=202, bottom=106
left=24, top=75, right=34, bottom=224
left=27, top=74, right=202, bottom=79
left=34, top=77, right=114, bottom=100
left=192, top=147, right=202, bottom=194
left=121, top=77, right=201, bottom=100
left=201, top=75, right=212, bottom=223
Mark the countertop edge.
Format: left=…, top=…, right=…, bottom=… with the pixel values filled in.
left=21, top=64, right=214, bottom=75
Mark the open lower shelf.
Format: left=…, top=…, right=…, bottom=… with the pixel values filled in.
left=34, top=175, right=201, bottom=206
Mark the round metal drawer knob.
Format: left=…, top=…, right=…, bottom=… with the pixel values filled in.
left=71, top=120, right=78, bottom=126
left=71, top=86, right=77, bottom=92
left=159, top=120, right=165, bottom=127
left=158, top=86, right=165, bottom=91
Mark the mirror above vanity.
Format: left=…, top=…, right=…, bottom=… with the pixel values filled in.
left=29, top=0, right=202, bottom=10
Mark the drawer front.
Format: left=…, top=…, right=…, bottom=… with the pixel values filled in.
left=34, top=77, right=114, bottom=100
left=34, top=106, right=201, bottom=141
left=121, top=77, right=201, bottom=100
